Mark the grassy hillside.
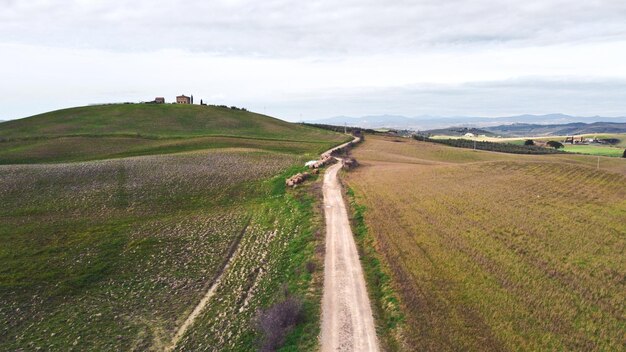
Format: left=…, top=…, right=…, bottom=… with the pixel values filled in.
left=345, top=136, right=626, bottom=351
left=0, top=104, right=348, bottom=163
left=0, top=149, right=327, bottom=351
left=0, top=106, right=340, bottom=350
left=0, top=104, right=338, bottom=139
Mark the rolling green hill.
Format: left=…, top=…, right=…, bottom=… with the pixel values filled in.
left=0, top=104, right=348, bottom=164
left=1, top=104, right=341, bottom=350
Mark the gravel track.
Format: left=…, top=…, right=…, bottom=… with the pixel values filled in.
left=320, top=137, right=379, bottom=352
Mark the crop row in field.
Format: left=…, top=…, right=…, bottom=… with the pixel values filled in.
left=0, top=148, right=324, bottom=351
left=346, top=136, right=626, bottom=351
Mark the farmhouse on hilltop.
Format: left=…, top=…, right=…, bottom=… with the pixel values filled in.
left=154, top=97, right=165, bottom=104
left=176, top=94, right=193, bottom=104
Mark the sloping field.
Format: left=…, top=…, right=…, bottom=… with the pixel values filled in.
left=345, top=136, right=626, bottom=351
left=0, top=148, right=325, bottom=350
left=0, top=135, right=334, bottom=164
left=0, top=104, right=337, bottom=140
left=0, top=104, right=348, bottom=163
left=561, top=144, right=625, bottom=157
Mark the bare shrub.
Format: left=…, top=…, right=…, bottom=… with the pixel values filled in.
left=256, top=297, right=304, bottom=352
left=305, top=261, right=316, bottom=274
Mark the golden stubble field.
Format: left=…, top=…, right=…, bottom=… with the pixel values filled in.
left=345, top=136, right=626, bottom=351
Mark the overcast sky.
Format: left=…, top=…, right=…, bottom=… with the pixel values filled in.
left=2, top=0, right=626, bottom=121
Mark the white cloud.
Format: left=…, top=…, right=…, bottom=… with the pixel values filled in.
left=1, top=0, right=626, bottom=120
left=275, top=77, right=626, bottom=119
left=3, top=0, right=626, bottom=55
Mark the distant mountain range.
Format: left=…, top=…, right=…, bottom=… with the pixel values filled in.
left=307, top=114, right=626, bottom=131
left=423, top=127, right=497, bottom=137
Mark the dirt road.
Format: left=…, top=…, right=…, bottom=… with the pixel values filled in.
left=320, top=160, right=379, bottom=351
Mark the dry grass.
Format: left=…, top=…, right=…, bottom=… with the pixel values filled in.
left=345, top=136, right=626, bottom=351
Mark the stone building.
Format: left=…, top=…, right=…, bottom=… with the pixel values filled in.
left=176, top=95, right=191, bottom=104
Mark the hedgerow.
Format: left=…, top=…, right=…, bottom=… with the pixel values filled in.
left=414, top=136, right=563, bottom=154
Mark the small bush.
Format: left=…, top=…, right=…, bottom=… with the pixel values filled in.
left=547, top=140, right=564, bottom=149
left=305, top=260, right=316, bottom=274
left=600, top=138, right=620, bottom=145
left=524, top=139, right=535, bottom=146
left=256, top=297, right=304, bottom=352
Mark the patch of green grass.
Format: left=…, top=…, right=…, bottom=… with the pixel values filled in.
left=0, top=105, right=343, bottom=350
left=562, top=144, right=625, bottom=157
left=0, top=149, right=322, bottom=350
left=0, top=104, right=340, bottom=140
left=0, top=135, right=339, bottom=164
left=174, top=168, right=326, bottom=351
left=277, top=184, right=325, bottom=351
left=0, top=104, right=349, bottom=163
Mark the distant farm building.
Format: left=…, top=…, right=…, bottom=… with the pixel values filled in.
left=176, top=95, right=193, bottom=104
left=564, top=136, right=586, bottom=144
left=464, top=132, right=475, bottom=138
left=155, top=97, right=165, bottom=104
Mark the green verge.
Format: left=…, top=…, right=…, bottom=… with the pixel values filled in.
left=1, top=151, right=327, bottom=351
left=345, top=186, right=405, bottom=351
left=253, top=167, right=325, bottom=352
left=274, top=176, right=324, bottom=352
left=171, top=165, right=326, bottom=351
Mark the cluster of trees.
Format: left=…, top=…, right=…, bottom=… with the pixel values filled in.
left=208, top=104, right=248, bottom=111
left=415, top=136, right=563, bottom=155
left=547, top=141, right=564, bottom=149
left=302, top=123, right=379, bottom=135
left=598, top=138, right=620, bottom=145
left=525, top=139, right=564, bottom=149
